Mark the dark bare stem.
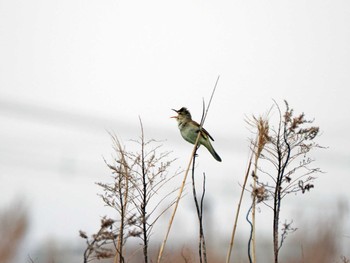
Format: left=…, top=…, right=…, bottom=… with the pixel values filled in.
left=191, top=147, right=208, bottom=263
left=157, top=77, right=219, bottom=263
left=157, top=133, right=200, bottom=263
left=273, top=103, right=283, bottom=263
left=200, top=173, right=208, bottom=263
left=118, top=176, right=125, bottom=263
left=191, top=148, right=202, bottom=263
left=192, top=97, right=208, bottom=263
left=246, top=204, right=253, bottom=263
left=140, top=119, right=149, bottom=263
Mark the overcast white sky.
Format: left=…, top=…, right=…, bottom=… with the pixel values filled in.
left=1, top=0, right=350, bottom=260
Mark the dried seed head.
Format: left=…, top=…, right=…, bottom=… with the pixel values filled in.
left=252, top=186, right=269, bottom=203
left=79, top=230, right=88, bottom=239
left=291, top=113, right=305, bottom=130
left=305, top=126, right=319, bottom=140
left=128, top=228, right=142, bottom=237
left=101, top=217, right=115, bottom=228
left=255, top=116, right=270, bottom=158
left=95, top=248, right=114, bottom=259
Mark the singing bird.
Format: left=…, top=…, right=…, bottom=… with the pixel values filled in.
left=171, top=107, right=222, bottom=162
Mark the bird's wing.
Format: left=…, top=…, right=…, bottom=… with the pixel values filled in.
left=201, top=127, right=215, bottom=141
left=193, top=120, right=215, bottom=141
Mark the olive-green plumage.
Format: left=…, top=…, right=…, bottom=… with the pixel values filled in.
left=171, top=107, right=222, bottom=162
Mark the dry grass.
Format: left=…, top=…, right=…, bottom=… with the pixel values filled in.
left=15, top=101, right=347, bottom=263
left=0, top=201, right=28, bottom=263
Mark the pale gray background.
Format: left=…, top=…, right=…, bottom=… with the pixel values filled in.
left=1, top=0, right=349, bottom=261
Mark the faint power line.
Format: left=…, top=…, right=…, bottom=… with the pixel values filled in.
left=0, top=96, right=133, bottom=134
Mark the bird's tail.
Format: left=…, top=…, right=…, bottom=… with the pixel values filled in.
left=204, top=141, right=222, bottom=162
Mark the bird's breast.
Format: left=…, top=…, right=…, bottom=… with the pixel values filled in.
left=179, top=123, right=199, bottom=144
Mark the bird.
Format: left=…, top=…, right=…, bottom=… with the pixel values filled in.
left=171, top=107, right=222, bottom=162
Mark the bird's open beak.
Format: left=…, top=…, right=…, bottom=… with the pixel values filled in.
left=170, top=109, right=178, bottom=119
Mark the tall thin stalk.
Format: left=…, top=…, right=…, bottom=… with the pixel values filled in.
left=226, top=147, right=255, bottom=263
left=250, top=115, right=270, bottom=263
left=156, top=134, right=201, bottom=263
left=157, top=76, right=220, bottom=263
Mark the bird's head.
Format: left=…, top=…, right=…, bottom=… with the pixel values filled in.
left=171, top=107, right=192, bottom=121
